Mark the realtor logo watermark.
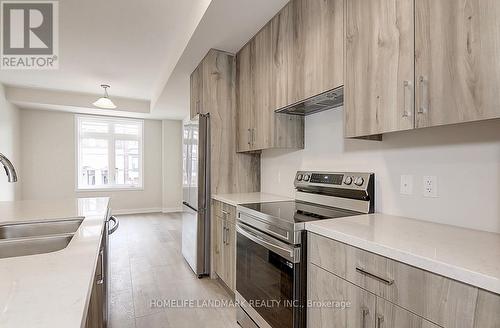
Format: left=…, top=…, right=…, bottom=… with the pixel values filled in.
left=1, top=1, right=59, bottom=69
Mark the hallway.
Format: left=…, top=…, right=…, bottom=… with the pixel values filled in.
left=108, top=213, right=238, bottom=328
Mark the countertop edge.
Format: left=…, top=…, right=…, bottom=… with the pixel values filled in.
left=305, top=223, right=500, bottom=295
left=79, top=212, right=108, bottom=328
left=212, top=192, right=293, bottom=207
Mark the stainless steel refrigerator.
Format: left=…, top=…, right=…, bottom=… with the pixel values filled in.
left=182, top=114, right=210, bottom=277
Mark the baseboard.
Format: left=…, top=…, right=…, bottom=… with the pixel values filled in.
left=111, top=208, right=163, bottom=215
left=162, top=207, right=183, bottom=213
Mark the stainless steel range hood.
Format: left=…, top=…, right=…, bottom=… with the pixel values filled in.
left=275, top=86, right=343, bottom=116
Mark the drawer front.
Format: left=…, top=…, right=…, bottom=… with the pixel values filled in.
left=308, top=233, right=478, bottom=328
left=212, top=199, right=223, bottom=218
left=221, top=202, right=236, bottom=224
left=212, top=199, right=236, bottom=224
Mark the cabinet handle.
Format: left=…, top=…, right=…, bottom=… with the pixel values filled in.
left=97, top=248, right=104, bottom=285
left=247, top=129, right=251, bottom=146
left=356, top=267, right=394, bottom=285
left=225, top=227, right=230, bottom=245
left=376, top=315, right=384, bottom=328
left=222, top=221, right=227, bottom=245
left=402, top=80, right=413, bottom=118
left=418, top=76, right=428, bottom=114
left=251, top=128, right=255, bottom=145
left=361, top=307, right=369, bottom=328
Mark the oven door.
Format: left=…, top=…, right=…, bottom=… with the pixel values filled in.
left=236, top=222, right=305, bottom=328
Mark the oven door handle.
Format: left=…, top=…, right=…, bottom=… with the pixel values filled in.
left=237, top=224, right=299, bottom=263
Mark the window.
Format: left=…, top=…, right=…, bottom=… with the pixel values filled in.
left=76, top=115, right=143, bottom=190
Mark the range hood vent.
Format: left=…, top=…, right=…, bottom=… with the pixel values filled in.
left=275, top=86, right=343, bottom=116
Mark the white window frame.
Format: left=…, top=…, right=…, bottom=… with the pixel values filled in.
left=75, top=115, right=144, bottom=191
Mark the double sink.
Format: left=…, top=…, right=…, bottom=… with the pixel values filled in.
left=0, top=217, right=84, bottom=259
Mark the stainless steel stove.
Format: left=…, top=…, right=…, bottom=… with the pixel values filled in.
left=235, top=171, right=375, bottom=328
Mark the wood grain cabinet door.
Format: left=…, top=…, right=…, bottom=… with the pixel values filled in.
left=415, top=0, right=500, bottom=128
left=473, top=289, right=500, bottom=328
left=308, top=263, right=376, bottom=328
left=190, top=64, right=203, bottom=119
left=236, top=42, right=255, bottom=152
left=252, top=23, right=274, bottom=151
left=213, top=216, right=224, bottom=281
left=292, top=0, right=344, bottom=102
left=345, top=0, right=415, bottom=137
left=376, top=297, right=441, bottom=328
left=224, top=221, right=236, bottom=292
left=271, top=2, right=294, bottom=111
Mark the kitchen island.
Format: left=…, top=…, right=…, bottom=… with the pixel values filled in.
left=0, top=197, right=110, bottom=328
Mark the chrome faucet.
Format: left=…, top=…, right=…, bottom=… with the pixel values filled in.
left=0, top=153, right=17, bottom=183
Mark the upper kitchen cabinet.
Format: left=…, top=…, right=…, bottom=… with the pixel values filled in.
left=236, top=22, right=304, bottom=153
left=291, top=0, right=344, bottom=103
left=415, top=0, right=500, bottom=128
left=236, top=40, right=256, bottom=152
left=190, top=49, right=260, bottom=194
left=271, top=0, right=344, bottom=109
left=344, top=0, right=415, bottom=138
left=270, top=3, right=293, bottom=111
left=253, top=23, right=274, bottom=150
left=190, top=63, right=203, bottom=119
left=236, top=0, right=345, bottom=153
left=345, top=0, right=500, bottom=138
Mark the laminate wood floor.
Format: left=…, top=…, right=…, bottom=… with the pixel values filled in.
left=109, top=213, right=239, bottom=328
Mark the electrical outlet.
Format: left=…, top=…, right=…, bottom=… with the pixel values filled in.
left=423, top=176, right=438, bottom=197
left=400, top=175, right=413, bottom=195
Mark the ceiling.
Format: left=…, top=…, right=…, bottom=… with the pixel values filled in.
left=151, top=0, right=289, bottom=119
left=1, top=0, right=289, bottom=120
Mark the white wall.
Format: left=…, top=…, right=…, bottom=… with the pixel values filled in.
left=0, top=84, right=21, bottom=201
left=162, top=119, right=183, bottom=211
left=261, top=109, right=500, bottom=233
left=19, top=109, right=181, bottom=214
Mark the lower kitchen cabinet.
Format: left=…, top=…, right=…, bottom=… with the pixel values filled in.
left=473, top=289, right=500, bottom=328
left=212, top=200, right=236, bottom=292
left=308, top=263, right=376, bottom=327
left=308, top=263, right=440, bottom=328
left=308, top=232, right=500, bottom=328
left=85, top=221, right=108, bottom=328
left=376, top=297, right=440, bottom=328
left=223, top=221, right=236, bottom=291
left=214, top=216, right=224, bottom=276
left=86, top=253, right=104, bottom=328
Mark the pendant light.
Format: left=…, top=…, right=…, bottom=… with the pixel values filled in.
left=93, top=84, right=117, bottom=109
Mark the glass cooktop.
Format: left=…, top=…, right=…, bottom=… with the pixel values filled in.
left=240, top=201, right=361, bottom=224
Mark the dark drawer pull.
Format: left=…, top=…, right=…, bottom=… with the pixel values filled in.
left=356, top=267, right=394, bottom=286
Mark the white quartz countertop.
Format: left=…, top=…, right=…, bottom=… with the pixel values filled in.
left=0, top=197, right=110, bottom=328
left=212, top=192, right=293, bottom=206
left=306, top=213, right=500, bottom=294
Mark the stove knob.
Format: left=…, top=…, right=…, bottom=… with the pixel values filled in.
left=354, top=177, right=364, bottom=186
left=297, top=174, right=303, bottom=181
left=303, top=174, right=310, bottom=181
left=344, top=176, right=353, bottom=185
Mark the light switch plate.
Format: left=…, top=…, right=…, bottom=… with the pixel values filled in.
left=400, top=175, right=413, bottom=195
left=423, top=176, right=438, bottom=197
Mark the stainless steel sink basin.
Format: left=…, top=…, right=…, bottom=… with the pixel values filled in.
left=0, top=217, right=84, bottom=239
left=0, top=233, right=74, bottom=259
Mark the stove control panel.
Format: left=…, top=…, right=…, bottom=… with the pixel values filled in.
left=295, top=171, right=373, bottom=191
